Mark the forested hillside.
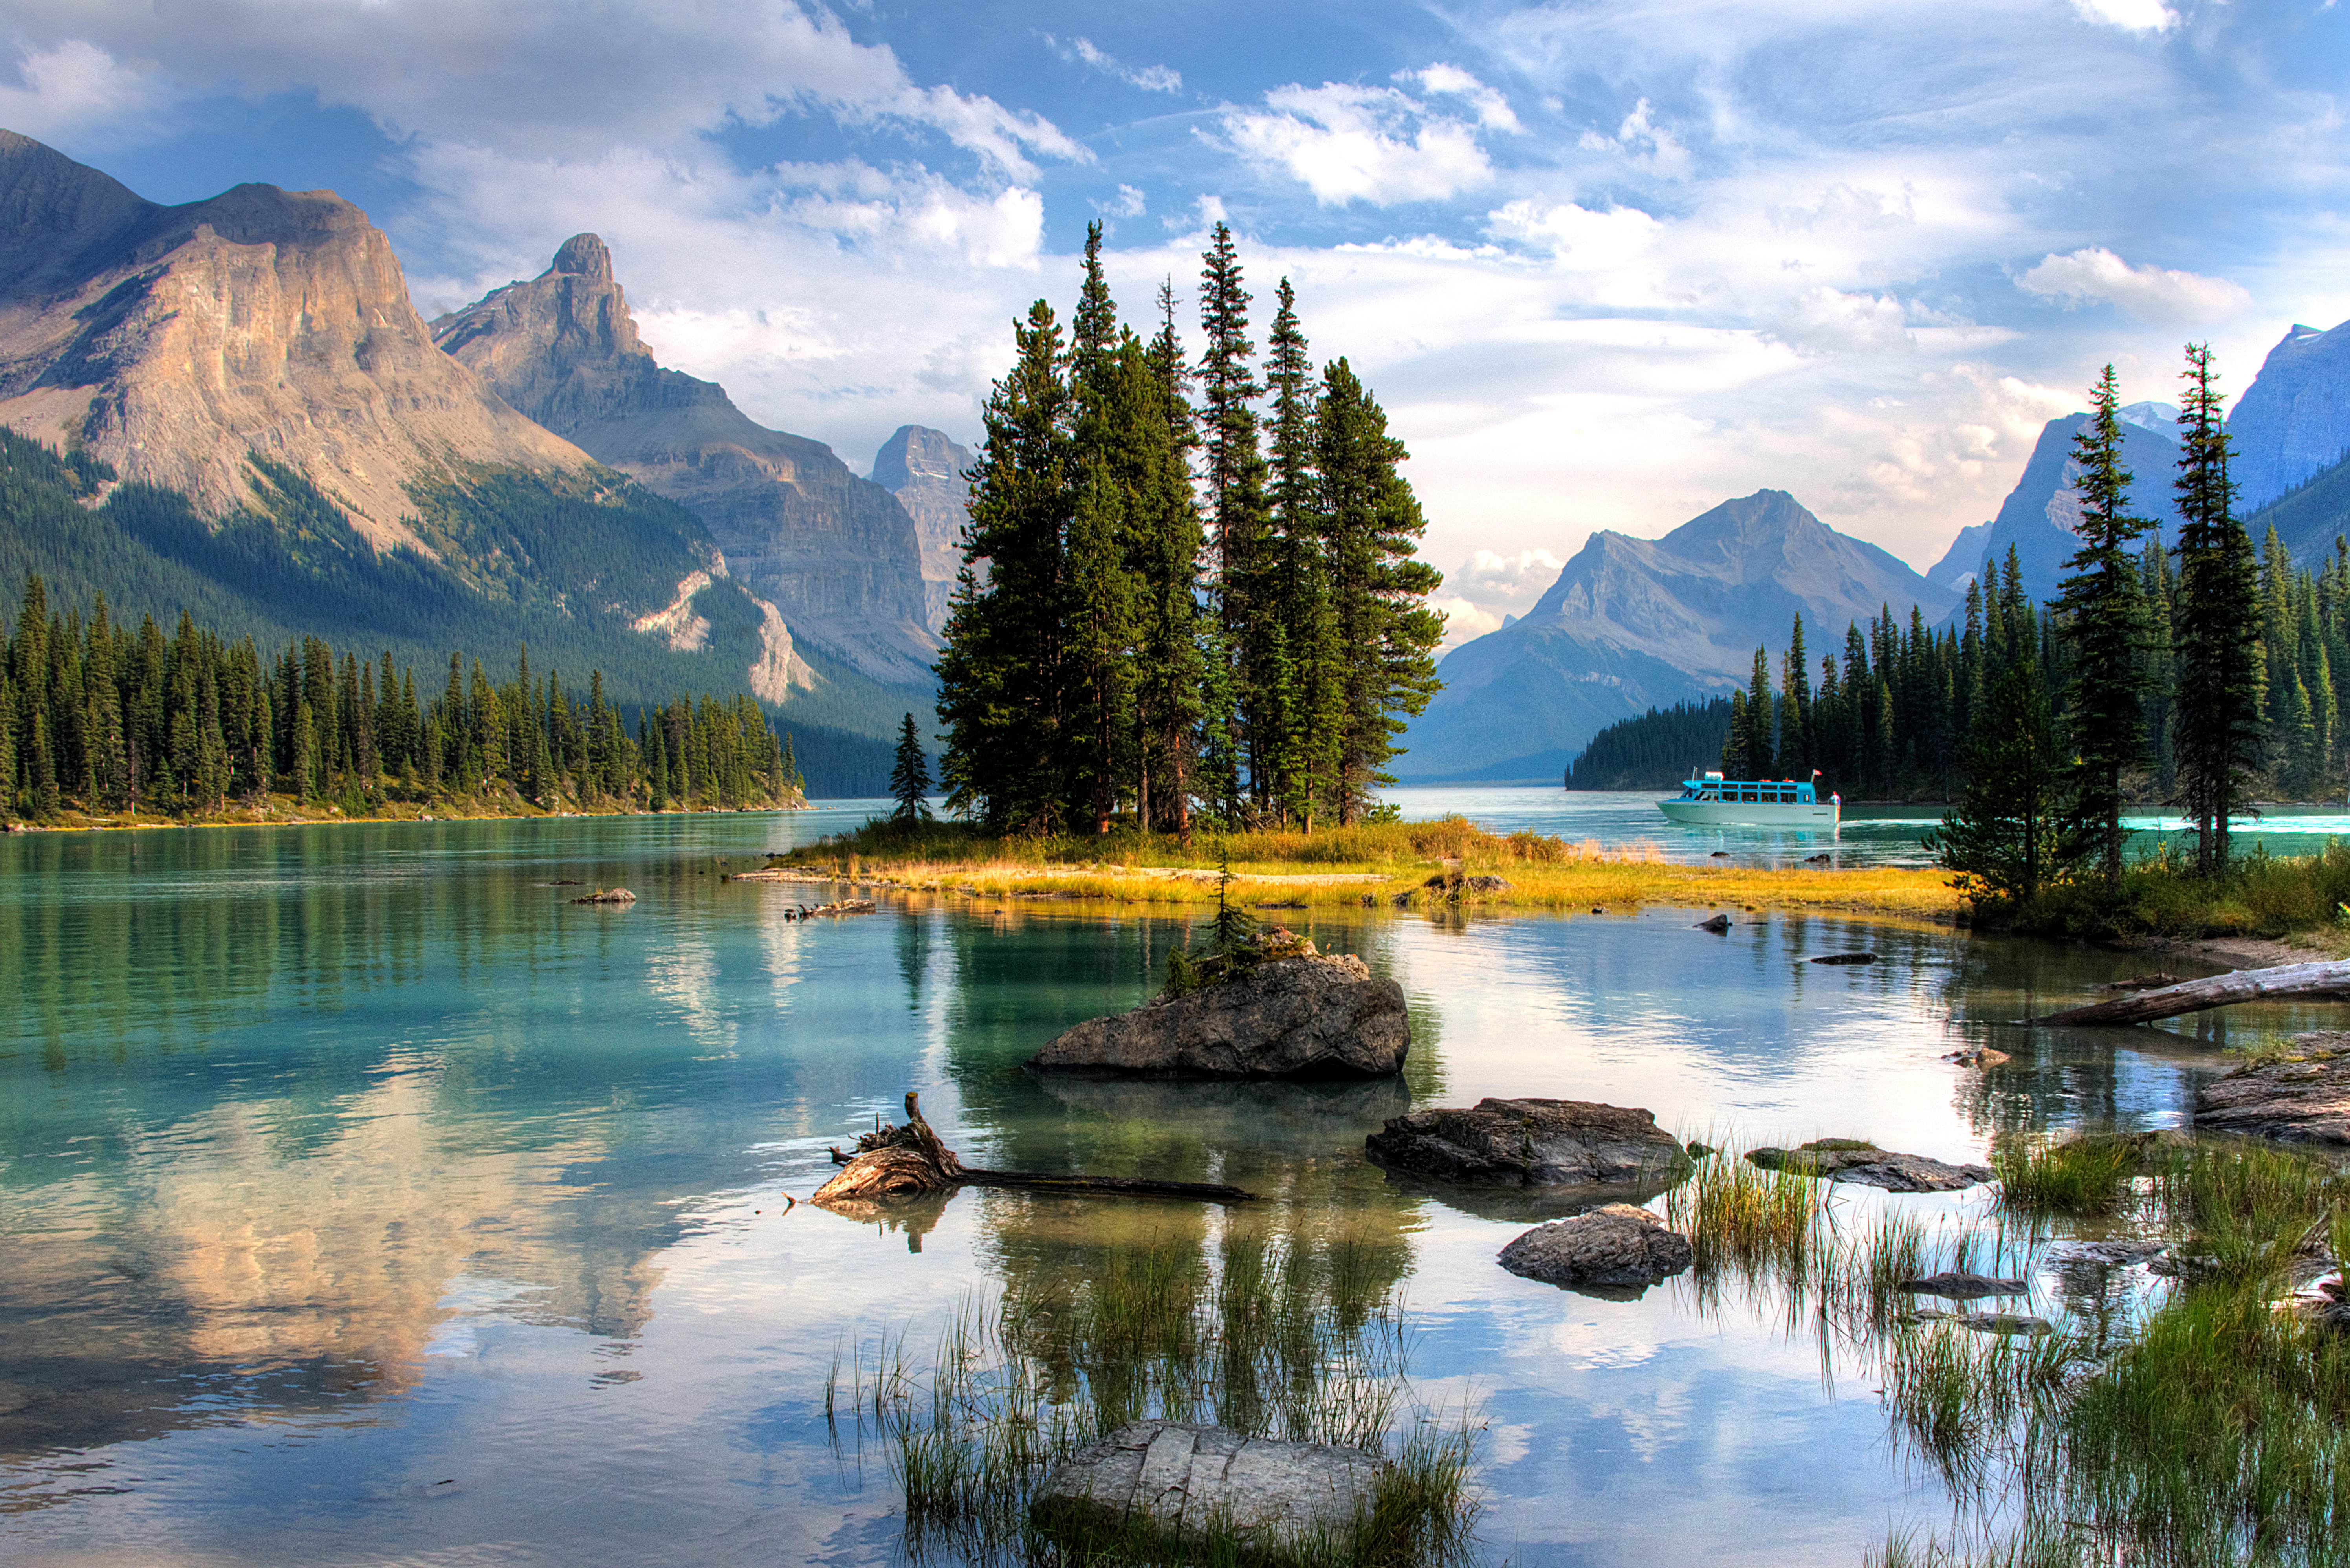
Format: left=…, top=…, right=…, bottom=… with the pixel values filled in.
left=1, top=575, right=805, bottom=823
left=1563, top=699, right=1733, bottom=790
left=0, top=432, right=898, bottom=794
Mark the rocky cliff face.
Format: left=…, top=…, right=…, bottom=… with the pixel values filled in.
left=2230, top=320, right=2350, bottom=513
left=1939, top=409, right=2181, bottom=613
left=871, top=424, right=972, bottom=635
left=433, top=236, right=936, bottom=686
left=0, top=130, right=591, bottom=554
left=1399, top=490, right=1959, bottom=781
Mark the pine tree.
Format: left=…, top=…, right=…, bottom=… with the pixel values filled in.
left=1315, top=358, right=1443, bottom=819
left=1198, top=223, right=1272, bottom=813
left=2170, top=343, right=2264, bottom=874
left=890, top=712, right=932, bottom=823
left=937, top=300, right=1073, bottom=834
left=1133, top=283, right=1208, bottom=837
left=1263, top=276, right=1341, bottom=827
left=2056, top=365, right=2154, bottom=889
left=1929, top=648, right=2074, bottom=901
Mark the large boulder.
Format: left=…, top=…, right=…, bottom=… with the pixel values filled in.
left=1364, top=1098, right=1689, bottom=1190
left=1025, top=955, right=1407, bottom=1080
left=1498, top=1204, right=1694, bottom=1291
left=2196, top=1033, right=2350, bottom=1145
left=1032, top=1421, right=1384, bottom=1554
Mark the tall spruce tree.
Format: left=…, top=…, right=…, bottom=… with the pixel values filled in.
left=1929, top=645, right=2072, bottom=901
left=1135, top=282, right=1208, bottom=837
left=2170, top=343, right=2264, bottom=875
left=1261, top=275, right=1341, bottom=827
left=2056, top=365, right=2154, bottom=889
left=890, top=712, right=932, bottom=823
left=936, top=300, right=1073, bottom=833
left=1197, top=223, right=1272, bottom=815
left=1314, top=358, right=1443, bottom=819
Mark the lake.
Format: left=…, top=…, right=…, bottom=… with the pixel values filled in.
left=0, top=791, right=2334, bottom=1566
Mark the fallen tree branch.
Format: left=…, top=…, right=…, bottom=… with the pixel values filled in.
left=2026, top=959, right=2350, bottom=1027
left=812, top=1092, right=1256, bottom=1206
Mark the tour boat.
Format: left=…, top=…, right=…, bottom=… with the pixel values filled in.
left=1657, top=771, right=1839, bottom=829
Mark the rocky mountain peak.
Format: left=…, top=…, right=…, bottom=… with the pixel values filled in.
left=871, top=425, right=971, bottom=634
left=2229, top=318, right=2350, bottom=513
left=553, top=232, right=614, bottom=281
left=435, top=236, right=936, bottom=685
left=0, top=132, right=590, bottom=552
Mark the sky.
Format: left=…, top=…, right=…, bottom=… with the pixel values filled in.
left=6, top=0, right=2349, bottom=646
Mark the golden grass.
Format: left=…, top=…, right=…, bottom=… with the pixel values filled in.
left=768, top=816, right=1962, bottom=920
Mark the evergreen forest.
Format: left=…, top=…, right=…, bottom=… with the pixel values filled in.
left=936, top=223, right=1445, bottom=836
left=1, top=575, right=806, bottom=823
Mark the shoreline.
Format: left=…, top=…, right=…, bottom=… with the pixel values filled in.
left=1, top=794, right=811, bottom=836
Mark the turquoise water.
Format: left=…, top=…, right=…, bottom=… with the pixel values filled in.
left=0, top=800, right=2335, bottom=1565
left=1387, top=783, right=2350, bottom=868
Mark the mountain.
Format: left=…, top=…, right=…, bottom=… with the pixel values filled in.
left=0, top=130, right=904, bottom=793
left=1928, top=520, right=1993, bottom=588
left=2229, top=320, right=2350, bottom=513
left=1397, top=490, right=1960, bottom=782
left=870, top=425, right=972, bottom=636
left=1931, top=407, right=2183, bottom=612
left=0, top=129, right=588, bottom=552
left=431, top=236, right=935, bottom=688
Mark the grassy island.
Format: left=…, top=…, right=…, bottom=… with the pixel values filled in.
left=766, top=815, right=1963, bottom=922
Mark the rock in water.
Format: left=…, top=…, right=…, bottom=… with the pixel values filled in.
left=1365, top=1098, right=1690, bottom=1188
left=1498, top=1204, right=1694, bottom=1290
left=1897, top=1271, right=2029, bottom=1300
left=1026, top=955, right=1407, bottom=1080
left=1696, top=914, right=1732, bottom=932
left=570, top=887, right=637, bottom=904
left=2195, top=1032, right=2350, bottom=1145
left=1747, top=1141, right=1992, bottom=1192
left=1032, top=1421, right=1384, bottom=1555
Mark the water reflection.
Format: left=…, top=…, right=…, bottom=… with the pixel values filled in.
left=4, top=814, right=2341, bottom=1564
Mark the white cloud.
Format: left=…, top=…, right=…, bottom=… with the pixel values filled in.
left=1578, top=98, right=1690, bottom=180
left=0, top=40, right=164, bottom=143
left=1045, top=34, right=1183, bottom=95
left=2072, top=0, right=2178, bottom=32
left=1093, top=183, right=1147, bottom=218
left=1222, top=81, right=1494, bottom=206
left=1452, top=548, right=1565, bottom=603
left=1399, top=64, right=1521, bottom=132
left=1427, top=594, right=1501, bottom=648
left=1763, top=286, right=1916, bottom=356
left=5, top=0, right=1086, bottom=177
left=2015, top=247, right=2252, bottom=323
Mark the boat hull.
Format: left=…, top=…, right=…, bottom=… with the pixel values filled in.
left=1658, top=800, right=1839, bottom=828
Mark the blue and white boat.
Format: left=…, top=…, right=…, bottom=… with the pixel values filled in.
left=1658, top=771, right=1839, bottom=829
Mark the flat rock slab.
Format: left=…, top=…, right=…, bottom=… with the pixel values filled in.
left=1748, top=1144, right=1992, bottom=1192
left=1910, top=1310, right=2055, bottom=1335
left=2195, top=1033, right=2350, bottom=1145
left=1897, top=1271, right=2029, bottom=1300
left=1026, top=955, right=1407, bottom=1080
left=1032, top=1421, right=1383, bottom=1553
left=1498, top=1203, right=1694, bottom=1291
left=1366, top=1098, right=1689, bottom=1189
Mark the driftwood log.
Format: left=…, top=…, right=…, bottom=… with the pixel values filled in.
left=2027, top=959, right=2350, bottom=1027
left=810, top=1092, right=1256, bottom=1207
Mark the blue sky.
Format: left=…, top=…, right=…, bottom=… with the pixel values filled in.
left=7, top=0, right=2348, bottom=641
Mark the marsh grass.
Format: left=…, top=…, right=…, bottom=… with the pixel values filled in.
left=1991, top=1132, right=2147, bottom=1219
left=1873, top=1139, right=2350, bottom=1566
left=775, top=815, right=1961, bottom=920
left=826, top=1231, right=1481, bottom=1567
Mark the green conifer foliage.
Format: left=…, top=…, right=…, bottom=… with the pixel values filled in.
left=2056, top=365, right=2155, bottom=889
left=2171, top=342, right=2265, bottom=873
left=1928, top=648, right=2073, bottom=901
left=890, top=711, right=932, bottom=823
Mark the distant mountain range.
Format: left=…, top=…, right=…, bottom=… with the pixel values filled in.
left=1406, top=326, right=2350, bottom=784
left=0, top=130, right=973, bottom=793
left=1398, top=490, right=1959, bottom=782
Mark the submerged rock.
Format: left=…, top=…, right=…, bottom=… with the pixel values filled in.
left=1897, top=1271, right=2029, bottom=1300
left=1911, top=1309, right=2055, bottom=1335
left=1032, top=1421, right=1384, bottom=1553
left=2194, top=1033, right=2350, bottom=1145
left=570, top=887, right=637, bottom=904
left=1748, top=1141, right=1993, bottom=1192
left=1809, top=951, right=1876, bottom=965
left=1026, top=954, right=1407, bottom=1080
left=1366, top=1098, right=1690, bottom=1191
left=1696, top=913, right=1732, bottom=932
left=1498, top=1204, right=1694, bottom=1291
